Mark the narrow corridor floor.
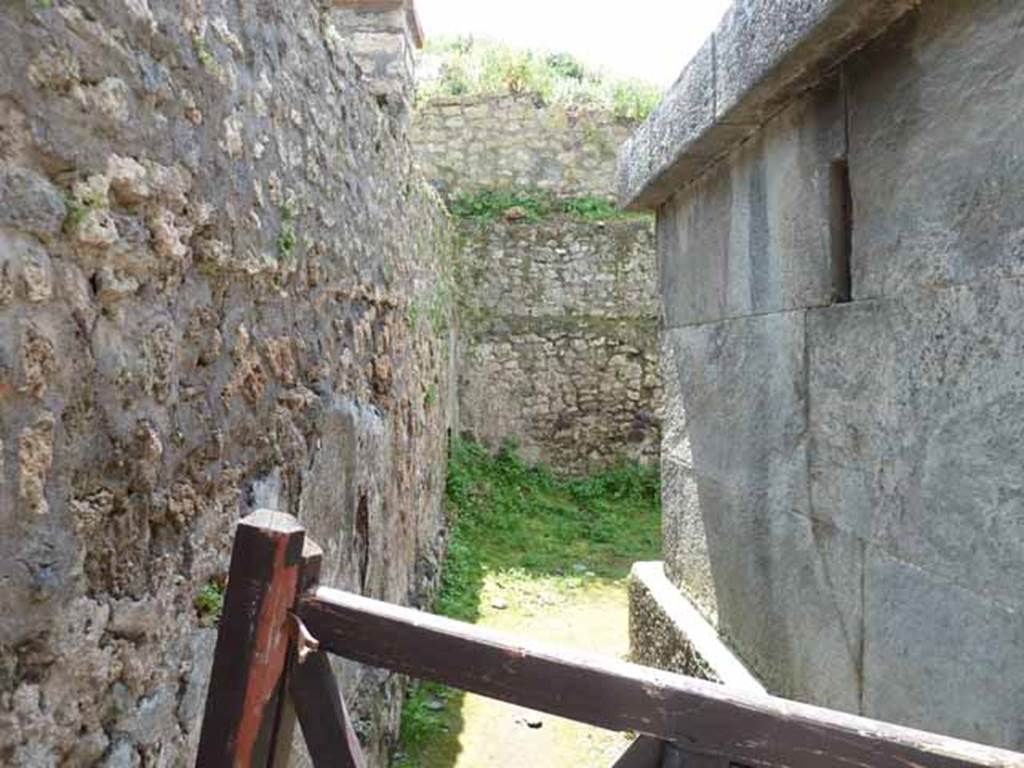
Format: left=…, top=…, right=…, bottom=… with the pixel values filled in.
left=395, top=571, right=635, bottom=767
left=393, top=440, right=661, bottom=768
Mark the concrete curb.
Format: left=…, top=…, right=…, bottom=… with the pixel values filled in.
left=628, top=561, right=765, bottom=694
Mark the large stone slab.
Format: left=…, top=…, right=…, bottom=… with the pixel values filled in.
left=659, top=332, right=716, bottom=620
left=663, top=313, right=809, bottom=532
left=715, top=508, right=864, bottom=713
left=863, top=547, right=1024, bottom=750
left=808, top=278, right=1024, bottom=610
left=663, top=313, right=863, bottom=712
left=848, top=0, right=1024, bottom=299
left=659, top=84, right=842, bottom=329
left=639, top=0, right=1024, bottom=748
left=616, top=40, right=733, bottom=213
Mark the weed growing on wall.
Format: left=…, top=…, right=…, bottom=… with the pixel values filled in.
left=423, top=383, right=439, bottom=409
left=418, top=37, right=663, bottom=121
left=448, top=187, right=643, bottom=223
left=276, top=202, right=297, bottom=261
left=394, top=439, right=660, bottom=764
left=194, top=578, right=225, bottom=626
left=448, top=188, right=551, bottom=221
left=560, top=195, right=623, bottom=221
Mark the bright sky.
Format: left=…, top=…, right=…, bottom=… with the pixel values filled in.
left=415, top=0, right=733, bottom=86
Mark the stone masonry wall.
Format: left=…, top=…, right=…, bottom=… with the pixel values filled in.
left=458, top=217, right=660, bottom=472
left=415, top=94, right=661, bottom=472
left=653, top=0, right=1024, bottom=749
left=0, top=3, right=455, bottom=766
left=414, top=94, right=636, bottom=199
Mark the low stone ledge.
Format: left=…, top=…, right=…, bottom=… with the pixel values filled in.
left=628, top=561, right=765, bottom=693
left=618, top=0, right=920, bottom=211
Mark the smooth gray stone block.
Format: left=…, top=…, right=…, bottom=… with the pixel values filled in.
left=808, top=278, right=1024, bottom=609
left=863, top=547, right=1024, bottom=750
left=662, top=314, right=863, bottom=711
left=714, top=0, right=915, bottom=124
left=848, top=0, right=1024, bottom=299
left=663, top=311, right=808, bottom=509
left=659, top=84, right=842, bottom=329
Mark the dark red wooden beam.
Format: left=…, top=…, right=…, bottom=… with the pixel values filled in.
left=297, top=587, right=1024, bottom=768
left=196, top=510, right=306, bottom=768
left=290, top=650, right=367, bottom=768
left=269, top=538, right=324, bottom=767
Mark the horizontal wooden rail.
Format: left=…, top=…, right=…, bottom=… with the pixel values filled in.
left=297, top=587, right=1024, bottom=768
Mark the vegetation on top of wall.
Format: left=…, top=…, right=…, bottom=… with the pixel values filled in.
left=394, top=439, right=660, bottom=764
left=559, top=195, right=625, bottom=221
left=417, top=37, right=663, bottom=122
left=447, top=187, right=646, bottom=223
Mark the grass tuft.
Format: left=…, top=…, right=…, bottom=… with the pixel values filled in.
left=276, top=203, right=297, bottom=261
left=194, top=578, right=225, bottom=626
left=448, top=188, right=643, bottom=223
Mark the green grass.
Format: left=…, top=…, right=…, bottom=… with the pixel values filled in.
left=448, top=188, right=642, bottom=223
left=398, top=681, right=461, bottom=760
left=418, top=37, right=662, bottom=121
left=394, top=439, right=660, bottom=764
left=442, top=439, right=661, bottom=591
left=194, top=578, right=225, bottom=626
left=424, top=383, right=439, bottom=409
left=276, top=203, right=297, bottom=260
left=560, top=196, right=623, bottom=221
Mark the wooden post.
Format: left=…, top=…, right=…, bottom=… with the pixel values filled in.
left=269, top=538, right=324, bottom=768
left=196, top=510, right=306, bottom=768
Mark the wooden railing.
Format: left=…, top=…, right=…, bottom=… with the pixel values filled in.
left=195, top=511, right=1024, bottom=767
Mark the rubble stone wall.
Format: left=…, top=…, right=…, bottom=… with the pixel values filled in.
left=415, top=94, right=661, bottom=473
left=0, top=2, right=455, bottom=766
left=457, top=216, right=660, bottom=472
left=414, top=94, right=635, bottom=199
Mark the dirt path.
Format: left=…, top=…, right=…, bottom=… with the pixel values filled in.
left=394, top=442, right=660, bottom=768
left=406, top=572, right=635, bottom=767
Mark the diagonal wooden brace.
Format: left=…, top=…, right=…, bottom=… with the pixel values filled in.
left=289, top=650, right=367, bottom=768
